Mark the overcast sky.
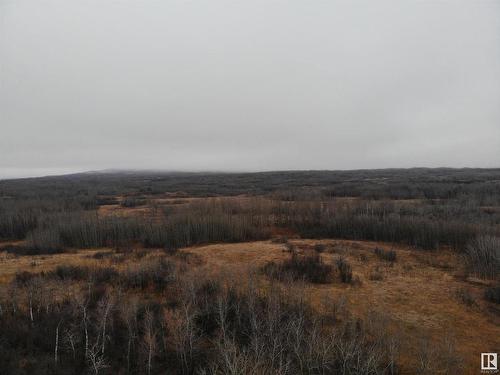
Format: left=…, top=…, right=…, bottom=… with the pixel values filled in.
left=1, top=0, right=499, bottom=178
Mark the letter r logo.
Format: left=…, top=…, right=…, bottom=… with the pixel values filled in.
left=482, top=353, right=498, bottom=370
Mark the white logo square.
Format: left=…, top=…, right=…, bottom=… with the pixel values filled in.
left=482, top=353, right=498, bottom=371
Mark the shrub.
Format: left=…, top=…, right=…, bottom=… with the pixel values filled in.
left=92, top=266, right=119, bottom=283
left=120, top=196, right=147, bottom=208
left=49, top=265, right=119, bottom=283
left=283, top=242, right=295, bottom=252
left=336, top=257, right=353, bottom=283
left=91, top=251, right=113, bottom=259
left=14, top=271, right=38, bottom=285
left=271, top=236, right=288, bottom=243
left=485, top=286, right=500, bottom=304
left=263, top=252, right=333, bottom=283
left=314, top=243, right=326, bottom=253
left=374, top=247, right=397, bottom=262
left=120, top=258, right=176, bottom=291
left=50, top=265, right=90, bottom=280
left=369, top=267, right=384, bottom=281
left=456, top=288, right=476, bottom=307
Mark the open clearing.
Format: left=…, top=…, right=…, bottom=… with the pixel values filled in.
left=2, top=238, right=498, bottom=373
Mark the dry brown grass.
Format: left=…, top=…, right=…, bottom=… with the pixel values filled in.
left=0, top=248, right=99, bottom=284
left=186, top=239, right=500, bottom=374
left=96, top=194, right=258, bottom=218
left=1, top=237, right=498, bottom=373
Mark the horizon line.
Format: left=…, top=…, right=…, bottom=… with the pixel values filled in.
left=2, top=165, right=500, bottom=182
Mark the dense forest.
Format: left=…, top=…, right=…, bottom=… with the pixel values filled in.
left=1, top=169, right=500, bottom=252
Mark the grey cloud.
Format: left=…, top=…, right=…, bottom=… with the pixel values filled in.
left=1, top=0, right=499, bottom=178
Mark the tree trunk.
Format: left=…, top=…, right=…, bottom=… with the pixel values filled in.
left=29, top=296, right=34, bottom=323
left=55, top=320, right=62, bottom=365
left=147, top=347, right=152, bottom=375
left=84, top=307, right=89, bottom=359
left=127, top=337, right=131, bottom=374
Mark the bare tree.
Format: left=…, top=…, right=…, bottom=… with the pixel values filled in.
left=74, top=291, right=91, bottom=359
left=439, top=333, right=462, bottom=374
left=64, top=323, right=79, bottom=361
left=7, top=283, right=18, bottom=314
left=142, top=309, right=157, bottom=375
left=416, top=337, right=434, bottom=375
left=96, top=292, right=114, bottom=355
left=120, top=296, right=139, bottom=374
left=164, top=301, right=199, bottom=373
left=26, top=277, right=42, bottom=324
left=54, top=318, right=63, bottom=365
left=87, top=342, right=108, bottom=375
